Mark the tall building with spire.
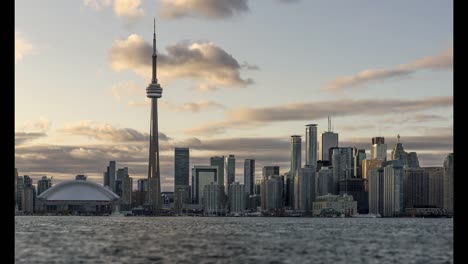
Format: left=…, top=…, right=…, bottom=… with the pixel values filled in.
left=146, top=18, right=163, bottom=212
left=319, top=116, right=338, bottom=162
left=391, top=134, right=408, bottom=166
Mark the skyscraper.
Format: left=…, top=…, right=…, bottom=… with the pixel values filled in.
left=17, top=176, right=24, bottom=211
left=15, top=168, right=18, bottom=211
left=305, top=124, right=318, bottom=166
left=175, top=148, right=190, bottom=214
left=146, top=19, right=163, bottom=212
left=319, top=118, right=338, bottom=162
left=368, top=168, right=384, bottom=216
left=192, top=166, right=218, bottom=204
left=294, top=166, right=316, bottom=212
left=362, top=159, right=383, bottom=180
left=210, top=156, right=225, bottom=186
left=244, top=159, right=255, bottom=195
left=391, top=134, right=408, bottom=166
left=382, top=163, right=404, bottom=216
left=228, top=182, right=246, bottom=213
left=404, top=168, right=429, bottom=208
left=260, top=175, right=283, bottom=211
left=443, top=153, right=453, bottom=214
left=331, top=147, right=353, bottom=194
left=225, top=155, right=236, bottom=187
left=317, top=166, right=333, bottom=196
left=353, top=148, right=367, bottom=178
left=263, top=166, right=280, bottom=178
left=288, top=135, right=302, bottom=207
left=407, top=152, right=420, bottom=168
left=371, top=137, right=387, bottom=161
left=37, top=176, right=52, bottom=196
left=109, top=161, right=116, bottom=192
left=203, top=182, right=224, bottom=216
left=424, top=167, right=444, bottom=209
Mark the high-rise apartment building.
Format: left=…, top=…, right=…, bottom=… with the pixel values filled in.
left=244, top=159, right=255, bottom=196
left=225, top=155, right=236, bottom=187
left=305, top=124, right=318, bottom=166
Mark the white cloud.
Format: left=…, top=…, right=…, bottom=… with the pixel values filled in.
left=15, top=32, right=34, bottom=64
left=114, top=0, right=144, bottom=20
left=109, top=35, right=254, bottom=91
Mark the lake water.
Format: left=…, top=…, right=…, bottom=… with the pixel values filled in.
left=15, top=216, right=453, bottom=263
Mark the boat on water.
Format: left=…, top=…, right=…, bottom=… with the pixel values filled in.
left=352, top=213, right=381, bottom=218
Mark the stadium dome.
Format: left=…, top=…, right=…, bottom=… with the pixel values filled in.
left=36, top=179, right=120, bottom=215
left=38, top=180, right=119, bottom=201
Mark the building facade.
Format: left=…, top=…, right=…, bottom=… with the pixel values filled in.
left=371, top=137, right=387, bottom=161
left=244, top=159, right=255, bottom=196
left=317, top=166, right=334, bottom=196
left=331, top=147, right=353, bottom=194
left=37, top=176, right=52, bottom=196
left=225, top=155, right=236, bottom=187
left=424, top=167, right=444, bottom=209
left=294, top=166, right=316, bottom=213
left=312, top=194, right=357, bottom=217
left=404, top=168, right=430, bottom=208
left=192, top=166, right=218, bottom=205
left=443, top=153, right=453, bottom=214
left=210, top=156, right=225, bottom=186
left=203, top=183, right=224, bottom=216
left=228, top=182, right=246, bottom=213
left=305, top=124, right=318, bottom=166
left=175, top=148, right=190, bottom=214
left=319, top=131, right=339, bottom=162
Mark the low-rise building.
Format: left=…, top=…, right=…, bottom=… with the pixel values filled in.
left=312, top=194, right=357, bottom=217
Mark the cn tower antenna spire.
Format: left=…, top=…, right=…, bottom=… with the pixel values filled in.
left=152, top=17, right=157, bottom=83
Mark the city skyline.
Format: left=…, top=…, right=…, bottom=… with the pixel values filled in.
left=15, top=0, right=453, bottom=191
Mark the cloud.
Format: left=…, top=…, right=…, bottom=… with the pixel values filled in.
left=83, top=0, right=144, bottom=23
left=383, top=114, right=447, bottom=124
left=186, top=96, right=452, bottom=135
left=109, top=35, right=254, bottom=91
left=82, top=0, right=112, bottom=11
left=15, top=132, right=452, bottom=190
left=15, top=132, right=47, bottom=145
left=113, top=0, right=144, bottom=21
left=160, top=0, right=249, bottom=20
left=161, top=100, right=225, bottom=113
left=60, top=121, right=170, bottom=142
left=15, top=32, right=34, bottom=64
left=324, top=48, right=453, bottom=91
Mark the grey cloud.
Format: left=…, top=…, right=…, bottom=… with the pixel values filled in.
left=15, top=132, right=47, bottom=145
left=160, top=0, right=249, bottom=20
left=109, top=35, right=254, bottom=91
left=324, top=48, right=453, bottom=91
left=186, top=96, right=452, bottom=135
left=60, top=121, right=170, bottom=142
left=15, top=131, right=452, bottom=191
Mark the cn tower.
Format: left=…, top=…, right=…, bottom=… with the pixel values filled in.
left=146, top=18, right=163, bottom=213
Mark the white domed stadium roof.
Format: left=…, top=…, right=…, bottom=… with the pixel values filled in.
left=38, top=180, right=120, bottom=201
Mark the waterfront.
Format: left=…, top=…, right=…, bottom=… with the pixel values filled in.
left=15, top=216, right=452, bottom=263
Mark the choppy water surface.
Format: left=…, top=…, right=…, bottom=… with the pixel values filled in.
left=15, top=216, right=453, bottom=263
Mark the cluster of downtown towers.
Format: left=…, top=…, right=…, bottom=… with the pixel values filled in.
left=165, top=123, right=454, bottom=216
left=102, top=25, right=454, bottom=217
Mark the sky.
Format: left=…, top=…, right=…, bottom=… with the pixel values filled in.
left=15, top=0, right=453, bottom=191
